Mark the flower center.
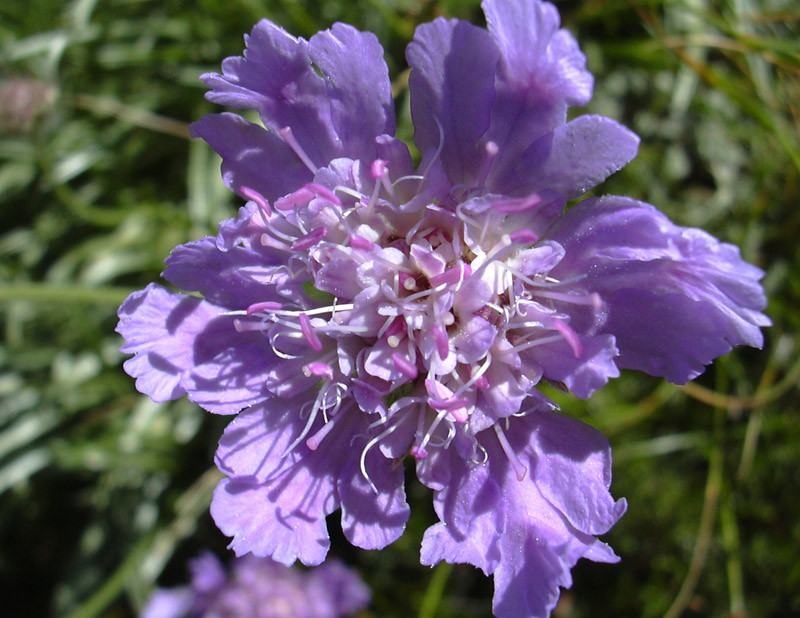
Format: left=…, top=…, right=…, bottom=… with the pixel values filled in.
left=231, top=148, right=602, bottom=487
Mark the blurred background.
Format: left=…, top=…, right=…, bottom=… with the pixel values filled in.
left=1, top=0, right=798, bottom=616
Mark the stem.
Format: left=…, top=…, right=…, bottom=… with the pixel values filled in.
left=418, top=562, right=453, bottom=618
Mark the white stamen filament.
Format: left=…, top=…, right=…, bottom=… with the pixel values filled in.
left=279, top=126, right=319, bottom=174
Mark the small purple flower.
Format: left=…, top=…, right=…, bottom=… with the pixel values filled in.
left=141, top=552, right=369, bottom=618
left=117, top=1, right=769, bottom=616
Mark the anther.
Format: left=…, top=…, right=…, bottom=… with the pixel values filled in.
left=477, top=140, right=499, bottom=187
left=391, top=353, right=418, bottom=380
left=536, top=290, right=603, bottom=309
left=246, top=301, right=282, bottom=316
left=290, top=227, right=327, bottom=252
left=275, top=186, right=315, bottom=212
left=303, top=362, right=334, bottom=381
left=552, top=318, right=583, bottom=358
left=349, top=234, right=375, bottom=251
left=233, top=318, right=269, bottom=333
left=429, top=263, right=471, bottom=287
left=371, top=159, right=388, bottom=179
left=298, top=313, right=323, bottom=351
left=239, top=186, right=272, bottom=217
left=508, top=228, right=538, bottom=244
left=399, top=271, right=417, bottom=291
left=432, top=326, right=449, bottom=360
left=491, top=193, right=542, bottom=213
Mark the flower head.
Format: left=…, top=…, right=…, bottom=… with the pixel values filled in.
left=141, top=552, right=369, bottom=618
left=117, top=1, right=769, bottom=616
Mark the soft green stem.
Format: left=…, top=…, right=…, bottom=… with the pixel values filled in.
left=63, top=529, right=159, bottom=618
left=720, top=491, right=747, bottom=617
left=418, top=562, right=453, bottom=618
left=0, top=283, right=132, bottom=305
left=662, top=407, right=725, bottom=618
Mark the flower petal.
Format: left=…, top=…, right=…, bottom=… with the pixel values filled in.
left=162, top=236, right=289, bottom=309
left=548, top=196, right=770, bottom=383
left=521, top=333, right=620, bottom=399
left=421, top=411, right=625, bottom=618
left=338, top=437, right=410, bottom=550
left=308, top=23, right=395, bottom=162
left=202, top=19, right=393, bottom=166
left=116, top=284, right=223, bottom=402
left=482, top=0, right=593, bottom=186
left=190, top=112, right=312, bottom=203
left=407, top=17, right=499, bottom=185
left=497, top=115, right=640, bottom=198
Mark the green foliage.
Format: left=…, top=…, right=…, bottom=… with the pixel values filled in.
left=1, top=0, right=797, bottom=616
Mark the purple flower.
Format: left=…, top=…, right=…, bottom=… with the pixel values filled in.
left=117, top=1, right=770, bottom=616
left=141, top=552, right=369, bottom=618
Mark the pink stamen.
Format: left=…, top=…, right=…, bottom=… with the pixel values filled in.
left=536, top=290, right=603, bottom=309
left=305, top=182, right=341, bottom=206
left=298, top=313, right=323, bottom=351
left=552, top=317, right=583, bottom=358
left=278, top=126, right=318, bottom=174
left=509, top=228, right=538, bottom=244
left=398, top=271, right=417, bottom=291
left=477, top=140, right=499, bottom=187
left=491, top=193, right=542, bottom=213
left=274, top=186, right=315, bottom=212
left=306, top=417, right=337, bottom=451
left=239, top=186, right=271, bottom=217
left=429, top=263, right=471, bottom=287
left=349, top=234, right=375, bottom=251
left=303, top=362, right=334, bottom=381
left=494, top=424, right=527, bottom=481
left=371, top=159, right=388, bottom=179
left=424, top=379, right=468, bottom=422
left=290, top=226, right=327, bottom=252
left=410, top=445, right=428, bottom=460
left=391, top=353, right=418, bottom=380
left=233, top=319, right=269, bottom=332
left=470, top=365, right=490, bottom=389
left=383, top=316, right=407, bottom=339
left=432, top=326, right=449, bottom=360
left=246, top=301, right=282, bottom=316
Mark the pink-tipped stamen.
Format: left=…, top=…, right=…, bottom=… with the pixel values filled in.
left=290, top=226, right=327, bottom=252
left=239, top=185, right=272, bottom=218
left=508, top=228, right=538, bottom=244
left=303, top=362, right=334, bottom=381
left=233, top=319, right=271, bottom=332
left=306, top=414, right=340, bottom=451
left=399, top=271, right=417, bottom=291
left=391, top=353, right=418, bottom=380
left=494, top=424, right=527, bottom=481
left=477, top=140, right=500, bottom=187
left=371, top=159, right=388, bottom=179
left=305, top=182, right=341, bottom=206
left=275, top=186, right=315, bottom=212
left=491, top=193, right=542, bottom=213
left=536, top=290, right=603, bottom=309
left=298, top=313, right=323, bottom=351
left=410, top=445, right=428, bottom=460
left=349, top=234, right=375, bottom=251
left=429, top=263, right=471, bottom=287
left=432, top=325, right=449, bottom=360
left=552, top=317, right=583, bottom=358
left=279, top=126, right=319, bottom=174
left=246, top=301, right=282, bottom=316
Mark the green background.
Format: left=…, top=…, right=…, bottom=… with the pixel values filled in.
left=1, top=0, right=798, bottom=616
